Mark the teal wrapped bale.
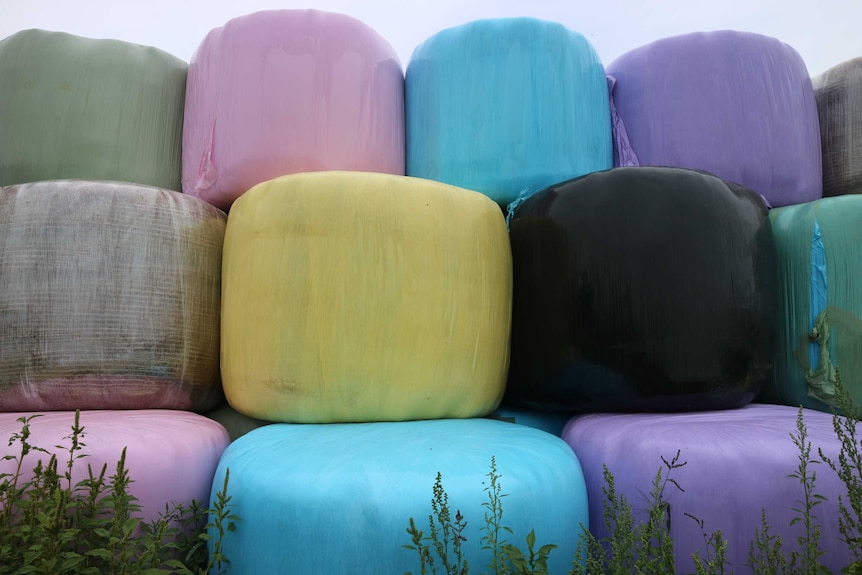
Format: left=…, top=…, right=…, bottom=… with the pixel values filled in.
left=210, top=419, right=587, bottom=574
left=406, top=18, right=612, bottom=206
left=767, top=196, right=862, bottom=411
left=0, top=30, right=187, bottom=190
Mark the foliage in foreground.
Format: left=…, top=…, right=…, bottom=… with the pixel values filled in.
left=0, top=411, right=237, bottom=575
left=406, top=376, right=862, bottom=574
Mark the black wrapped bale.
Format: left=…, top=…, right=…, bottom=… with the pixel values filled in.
left=814, top=58, right=862, bottom=196
left=507, top=167, right=774, bottom=412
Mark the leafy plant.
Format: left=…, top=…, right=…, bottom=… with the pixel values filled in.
left=0, top=411, right=236, bottom=575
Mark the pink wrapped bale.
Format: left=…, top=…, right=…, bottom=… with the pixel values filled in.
left=0, top=410, right=230, bottom=524
left=0, top=180, right=225, bottom=412
left=608, top=31, right=822, bottom=207
left=563, top=405, right=850, bottom=573
left=183, top=10, right=405, bottom=211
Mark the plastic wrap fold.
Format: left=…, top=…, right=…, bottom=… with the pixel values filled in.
left=0, top=410, right=230, bottom=523
left=210, top=418, right=586, bottom=575
left=0, top=180, right=226, bottom=411
left=406, top=17, right=612, bottom=207
left=766, top=196, right=862, bottom=412
left=221, top=171, right=512, bottom=423
left=814, top=58, right=862, bottom=197
left=0, top=30, right=187, bottom=191
left=563, top=405, right=850, bottom=574
left=507, top=167, right=775, bottom=412
left=183, top=10, right=405, bottom=211
left=607, top=30, right=822, bottom=208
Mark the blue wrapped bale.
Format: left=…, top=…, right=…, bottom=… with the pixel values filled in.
left=608, top=31, right=821, bottom=208
left=766, top=196, right=862, bottom=411
left=210, top=419, right=587, bottom=574
left=406, top=18, right=612, bottom=206
left=507, top=167, right=775, bottom=412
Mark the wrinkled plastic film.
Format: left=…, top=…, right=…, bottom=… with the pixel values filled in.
left=607, top=30, right=822, bottom=207
left=183, top=10, right=405, bottom=210
left=0, top=30, right=187, bottom=190
left=406, top=18, right=612, bottom=206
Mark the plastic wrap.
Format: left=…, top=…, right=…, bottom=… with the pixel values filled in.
left=221, top=171, right=511, bottom=423
left=507, top=167, right=774, bottom=412
left=0, top=410, right=229, bottom=523
left=562, top=405, right=849, bottom=574
left=205, top=403, right=271, bottom=441
left=0, top=30, right=186, bottom=191
left=210, top=418, right=586, bottom=575
left=486, top=405, right=571, bottom=437
left=813, top=58, right=862, bottom=196
left=406, top=18, right=612, bottom=207
left=0, top=180, right=225, bottom=412
left=607, top=30, right=822, bottom=208
left=183, top=10, right=405, bottom=211
left=765, top=196, right=862, bottom=412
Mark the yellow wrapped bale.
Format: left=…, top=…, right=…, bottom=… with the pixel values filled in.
left=221, top=171, right=512, bottom=423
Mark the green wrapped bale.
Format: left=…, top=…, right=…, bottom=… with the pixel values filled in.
left=0, top=180, right=225, bottom=411
left=0, top=30, right=187, bottom=190
left=767, top=196, right=862, bottom=411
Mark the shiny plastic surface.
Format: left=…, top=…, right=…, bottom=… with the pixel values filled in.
left=608, top=30, right=822, bottom=208
left=507, top=167, right=775, bottom=412
left=406, top=18, right=612, bottom=207
left=183, top=10, right=405, bottom=210
left=0, top=180, right=226, bottom=412
left=221, top=171, right=511, bottom=423
left=0, top=30, right=187, bottom=191
left=0, top=410, right=230, bottom=523
left=563, top=405, right=849, bottom=574
left=814, top=57, right=862, bottom=196
left=210, top=418, right=587, bottom=575
left=765, top=196, right=862, bottom=412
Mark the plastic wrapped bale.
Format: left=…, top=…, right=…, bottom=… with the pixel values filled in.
left=563, top=405, right=850, bottom=574
left=221, top=171, right=512, bottom=423
left=0, top=410, right=229, bottom=524
left=814, top=58, right=862, bottom=197
left=205, top=402, right=271, bottom=441
left=183, top=10, right=404, bottom=211
left=210, top=418, right=586, bottom=575
left=507, top=167, right=775, bottom=412
left=486, top=405, right=571, bottom=437
left=0, top=180, right=225, bottom=411
left=607, top=30, right=821, bottom=208
left=765, top=196, right=862, bottom=412
left=406, top=18, right=612, bottom=207
left=0, top=30, right=186, bottom=191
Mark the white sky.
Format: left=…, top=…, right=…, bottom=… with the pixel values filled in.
left=0, top=0, right=859, bottom=76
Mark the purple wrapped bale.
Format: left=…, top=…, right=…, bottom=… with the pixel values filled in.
left=608, top=31, right=822, bottom=208
left=563, top=405, right=850, bottom=574
left=814, top=58, right=862, bottom=196
left=507, top=166, right=775, bottom=412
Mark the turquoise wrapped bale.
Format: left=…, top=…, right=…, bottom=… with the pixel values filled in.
left=406, top=18, right=612, bottom=206
left=210, top=418, right=587, bottom=574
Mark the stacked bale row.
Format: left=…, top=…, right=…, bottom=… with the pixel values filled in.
left=0, top=30, right=229, bottom=524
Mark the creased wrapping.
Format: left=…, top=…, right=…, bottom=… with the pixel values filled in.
left=406, top=17, right=612, bottom=207
left=210, top=419, right=586, bottom=574
left=563, top=405, right=850, bottom=575
left=221, top=171, right=512, bottom=423
left=507, top=167, right=774, bottom=412
left=814, top=57, right=862, bottom=197
left=0, top=180, right=225, bottom=411
left=0, top=410, right=229, bottom=523
left=182, top=10, right=405, bottom=211
left=765, top=195, right=862, bottom=412
left=607, top=30, right=822, bottom=208
left=0, top=30, right=187, bottom=191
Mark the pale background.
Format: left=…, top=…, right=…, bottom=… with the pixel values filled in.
left=0, top=0, right=858, bottom=76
